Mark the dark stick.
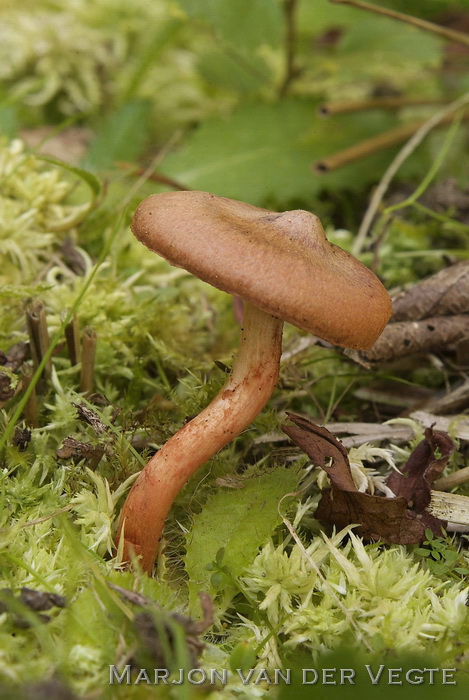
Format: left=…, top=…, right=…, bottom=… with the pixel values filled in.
left=330, top=0, right=469, bottom=48
left=25, top=301, right=51, bottom=379
left=80, top=327, right=97, bottom=394
left=65, top=313, right=81, bottom=366
left=278, top=0, right=300, bottom=98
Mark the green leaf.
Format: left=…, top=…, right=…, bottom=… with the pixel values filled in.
left=442, top=550, right=459, bottom=564
left=197, top=47, right=271, bottom=93
left=426, top=559, right=448, bottom=576
left=162, top=98, right=396, bottom=206
left=38, top=155, right=102, bottom=200
left=431, top=540, right=445, bottom=551
left=85, top=99, right=153, bottom=170
left=184, top=466, right=297, bottom=612
left=338, top=17, right=442, bottom=66
left=176, top=0, right=283, bottom=51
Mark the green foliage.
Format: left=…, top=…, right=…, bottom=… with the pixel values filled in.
left=85, top=99, right=153, bottom=169
left=414, top=530, right=469, bottom=580
left=184, top=466, right=298, bottom=612
left=176, top=0, right=283, bottom=52
left=163, top=99, right=398, bottom=206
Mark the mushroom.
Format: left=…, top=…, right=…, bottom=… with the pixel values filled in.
left=117, top=191, right=392, bottom=573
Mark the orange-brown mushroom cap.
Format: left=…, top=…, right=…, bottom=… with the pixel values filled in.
left=131, top=191, right=392, bottom=350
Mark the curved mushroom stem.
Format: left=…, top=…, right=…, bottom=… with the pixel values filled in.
left=116, top=303, right=284, bottom=574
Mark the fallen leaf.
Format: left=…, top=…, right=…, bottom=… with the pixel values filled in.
left=56, top=437, right=105, bottom=466
left=346, top=314, right=469, bottom=365
left=346, top=262, right=469, bottom=366
left=282, top=413, right=453, bottom=543
left=72, top=402, right=109, bottom=434
left=12, top=427, right=31, bottom=452
left=386, top=427, right=454, bottom=511
left=392, top=261, right=469, bottom=321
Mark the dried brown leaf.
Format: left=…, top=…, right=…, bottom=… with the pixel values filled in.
left=72, top=402, right=109, bottom=434
left=386, top=427, right=454, bottom=510
left=392, top=261, right=469, bottom=321
left=56, top=437, right=105, bottom=465
left=346, top=314, right=469, bottom=364
left=346, top=263, right=469, bottom=365
left=282, top=413, right=449, bottom=543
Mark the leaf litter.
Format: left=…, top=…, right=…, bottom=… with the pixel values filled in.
left=282, top=412, right=455, bottom=544
left=347, top=260, right=469, bottom=366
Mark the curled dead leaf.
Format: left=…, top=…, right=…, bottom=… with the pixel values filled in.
left=282, top=413, right=454, bottom=543
left=392, top=261, right=469, bottom=321
left=346, top=314, right=469, bottom=365
left=346, top=262, right=469, bottom=365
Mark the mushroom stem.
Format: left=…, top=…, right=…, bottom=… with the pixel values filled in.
left=117, top=303, right=284, bottom=574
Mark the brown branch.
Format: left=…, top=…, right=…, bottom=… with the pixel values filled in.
left=319, top=96, right=447, bottom=117
left=345, top=314, right=469, bottom=366
left=22, top=364, right=38, bottom=428
left=434, top=468, right=469, bottom=492
left=329, top=0, right=469, bottom=48
left=80, top=327, right=97, bottom=394
left=312, top=111, right=469, bottom=173
left=25, top=301, right=51, bottom=379
left=116, top=162, right=190, bottom=191
left=65, top=313, right=81, bottom=365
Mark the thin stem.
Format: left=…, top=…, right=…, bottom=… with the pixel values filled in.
left=412, top=202, right=469, bottom=232
left=434, top=467, right=469, bottom=492
left=22, top=364, right=38, bottom=428
left=79, top=326, right=97, bottom=394
left=384, top=113, right=462, bottom=215
left=319, top=96, right=447, bottom=117
left=25, top=300, right=51, bottom=379
left=313, top=110, right=469, bottom=174
left=65, top=313, right=81, bottom=365
left=117, top=303, right=284, bottom=574
left=329, top=0, right=469, bottom=48
left=353, top=91, right=469, bottom=257
left=278, top=0, right=299, bottom=98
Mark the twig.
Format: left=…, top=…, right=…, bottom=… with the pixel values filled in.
left=313, top=120, right=430, bottom=173
left=25, top=300, right=51, bottom=379
left=21, top=364, right=38, bottom=428
left=278, top=0, right=300, bottom=98
left=0, top=504, right=74, bottom=533
left=116, top=162, right=190, bottom=191
left=80, top=327, right=97, bottom=394
left=319, top=96, right=446, bottom=117
left=434, top=468, right=469, bottom=492
left=329, top=0, right=469, bottom=48
left=65, top=313, right=81, bottom=365
left=352, top=91, right=469, bottom=257
left=312, top=110, right=469, bottom=174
